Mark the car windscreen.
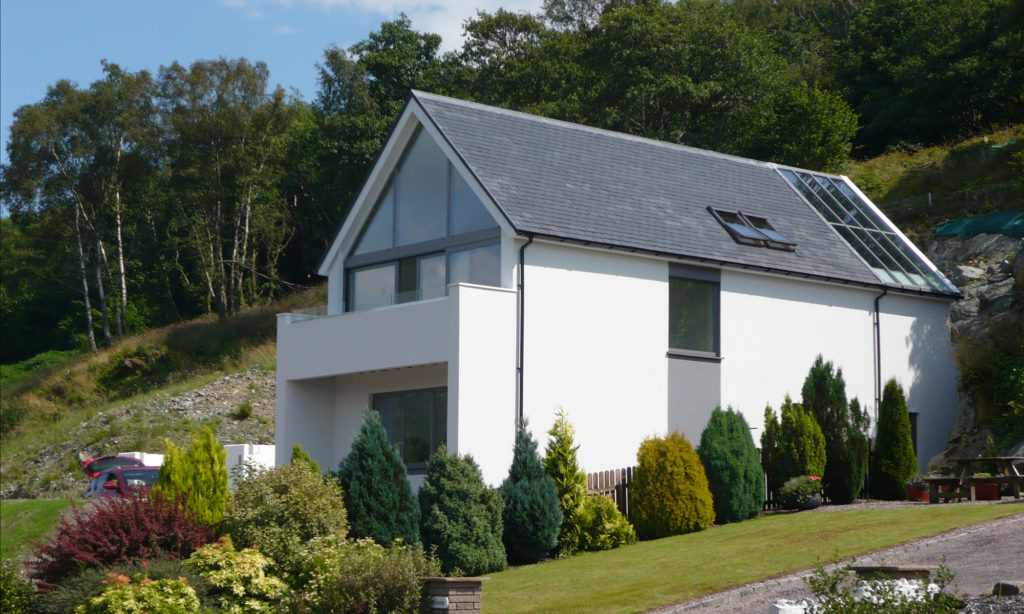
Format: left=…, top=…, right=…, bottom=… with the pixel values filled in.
left=119, top=468, right=160, bottom=487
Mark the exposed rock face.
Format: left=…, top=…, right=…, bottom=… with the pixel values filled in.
left=923, top=233, right=1023, bottom=473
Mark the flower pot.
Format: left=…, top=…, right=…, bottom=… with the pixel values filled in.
left=906, top=485, right=929, bottom=502
left=974, top=482, right=999, bottom=501
left=796, top=492, right=822, bottom=510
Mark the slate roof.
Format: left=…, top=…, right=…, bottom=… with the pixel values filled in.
left=413, top=91, right=956, bottom=296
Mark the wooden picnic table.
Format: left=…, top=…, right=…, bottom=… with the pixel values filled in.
left=927, top=456, right=1023, bottom=503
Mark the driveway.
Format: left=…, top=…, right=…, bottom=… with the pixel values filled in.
left=651, top=500, right=1024, bottom=613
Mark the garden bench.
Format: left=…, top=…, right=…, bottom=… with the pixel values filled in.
left=925, top=477, right=968, bottom=503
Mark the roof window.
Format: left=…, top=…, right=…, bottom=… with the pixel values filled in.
left=709, top=208, right=796, bottom=251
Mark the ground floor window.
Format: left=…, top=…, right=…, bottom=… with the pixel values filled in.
left=373, top=387, right=447, bottom=468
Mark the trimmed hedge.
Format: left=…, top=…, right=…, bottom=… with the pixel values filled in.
left=630, top=432, right=715, bottom=539
left=871, top=379, right=918, bottom=500
left=697, top=407, right=764, bottom=524
left=419, top=445, right=506, bottom=575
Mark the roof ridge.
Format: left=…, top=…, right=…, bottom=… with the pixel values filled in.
left=410, top=90, right=783, bottom=172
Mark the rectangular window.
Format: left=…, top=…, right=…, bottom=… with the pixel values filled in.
left=349, top=263, right=396, bottom=312
left=373, top=387, right=447, bottom=468
left=669, top=276, right=719, bottom=354
left=450, top=243, right=500, bottom=287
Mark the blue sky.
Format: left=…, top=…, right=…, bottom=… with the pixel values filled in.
left=1, top=0, right=539, bottom=165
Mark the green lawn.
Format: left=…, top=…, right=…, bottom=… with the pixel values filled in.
left=485, top=504, right=1024, bottom=614
left=0, top=498, right=78, bottom=559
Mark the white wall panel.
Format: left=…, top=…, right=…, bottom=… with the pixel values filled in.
left=521, top=242, right=668, bottom=474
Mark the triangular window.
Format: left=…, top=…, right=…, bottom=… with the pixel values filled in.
left=353, top=182, right=395, bottom=255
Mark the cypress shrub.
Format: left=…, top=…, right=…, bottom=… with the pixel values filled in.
left=291, top=444, right=320, bottom=474
left=542, top=408, right=588, bottom=554
left=697, top=407, right=764, bottom=524
left=418, top=445, right=506, bottom=575
left=222, top=461, right=349, bottom=584
left=332, top=411, right=419, bottom=545
left=542, top=408, right=635, bottom=554
left=154, top=427, right=230, bottom=526
left=871, top=379, right=919, bottom=500
left=801, top=356, right=869, bottom=504
left=630, top=432, right=715, bottom=539
left=778, top=397, right=826, bottom=481
left=500, top=419, right=562, bottom=564
left=761, top=405, right=784, bottom=502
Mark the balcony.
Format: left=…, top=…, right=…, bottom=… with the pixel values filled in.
left=277, top=294, right=451, bottom=381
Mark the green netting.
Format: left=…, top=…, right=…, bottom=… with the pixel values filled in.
left=935, top=209, right=1024, bottom=238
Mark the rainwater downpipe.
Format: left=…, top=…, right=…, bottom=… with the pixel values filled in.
left=516, top=235, right=534, bottom=424
left=873, top=288, right=888, bottom=427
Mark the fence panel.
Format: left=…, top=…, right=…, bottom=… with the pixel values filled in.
left=587, top=466, right=634, bottom=518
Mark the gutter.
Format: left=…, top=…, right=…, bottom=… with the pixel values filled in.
left=516, top=235, right=534, bottom=423
left=873, top=288, right=888, bottom=426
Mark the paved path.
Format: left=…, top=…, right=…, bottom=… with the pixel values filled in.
left=650, top=502, right=1024, bottom=614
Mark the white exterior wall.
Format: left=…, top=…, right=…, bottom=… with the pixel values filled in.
left=450, top=284, right=518, bottom=486
left=720, top=269, right=957, bottom=472
left=521, top=242, right=668, bottom=475
left=877, top=293, right=959, bottom=469
left=720, top=271, right=877, bottom=437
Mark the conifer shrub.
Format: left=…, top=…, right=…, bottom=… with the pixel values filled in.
left=153, top=426, right=230, bottom=526
left=0, top=558, right=35, bottom=614
left=287, top=536, right=440, bottom=614
left=500, top=419, right=562, bottom=564
left=761, top=405, right=784, bottom=502
left=331, top=411, right=419, bottom=545
left=418, top=444, right=505, bottom=575
left=801, top=356, right=869, bottom=504
left=29, top=494, right=212, bottom=588
left=36, top=560, right=214, bottom=614
left=543, top=408, right=636, bottom=554
left=221, top=461, right=349, bottom=584
left=871, top=379, right=919, bottom=500
left=542, top=408, right=589, bottom=554
left=571, top=495, right=637, bottom=551
left=630, top=432, right=715, bottom=539
left=290, top=444, right=320, bottom=474
left=697, top=407, right=764, bottom=524
left=778, top=397, right=826, bottom=481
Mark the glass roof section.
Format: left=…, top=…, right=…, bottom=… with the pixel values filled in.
left=709, top=208, right=797, bottom=251
left=778, top=169, right=957, bottom=293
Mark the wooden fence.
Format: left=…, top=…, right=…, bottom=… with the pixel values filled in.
left=586, top=466, right=634, bottom=518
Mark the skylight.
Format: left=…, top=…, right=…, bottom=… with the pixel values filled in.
left=709, top=208, right=797, bottom=251
left=777, top=169, right=957, bottom=293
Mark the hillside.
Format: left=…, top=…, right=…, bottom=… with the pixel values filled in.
left=1, top=127, right=1021, bottom=500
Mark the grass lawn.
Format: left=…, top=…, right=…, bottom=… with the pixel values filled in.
left=1, top=498, right=77, bottom=560
left=485, top=503, right=1023, bottom=614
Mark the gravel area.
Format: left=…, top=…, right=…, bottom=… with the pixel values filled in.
left=650, top=500, right=1024, bottom=614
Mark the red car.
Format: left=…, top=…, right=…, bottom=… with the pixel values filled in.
left=82, top=455, right=161, bottom=498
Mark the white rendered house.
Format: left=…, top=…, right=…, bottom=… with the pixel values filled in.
left=276, top=91, right=960, bottom=487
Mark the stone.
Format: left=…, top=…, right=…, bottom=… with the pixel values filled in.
left=769, top=599, right=806, bottom=614
left=993, top=582, right=1024, bottom=596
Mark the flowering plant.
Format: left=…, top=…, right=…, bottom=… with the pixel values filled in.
left=779, top=475, right=823, bottom=509
left=74, top=572, right=200, bottom=614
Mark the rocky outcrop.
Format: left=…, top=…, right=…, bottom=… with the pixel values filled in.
left=924, top=233, right=1023, bottom=473
left=1, top=366, right=275, bottom=499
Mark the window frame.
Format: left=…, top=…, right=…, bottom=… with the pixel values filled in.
left=667, top=264, right=721, bottom=359
left=371, top=386, right=448, bottom=472
left=709, top=207, right=797, bottom=251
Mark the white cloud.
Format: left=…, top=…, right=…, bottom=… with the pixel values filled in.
left=274, top=24, right=298, bottom=34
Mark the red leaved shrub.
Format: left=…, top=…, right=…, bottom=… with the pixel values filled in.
left=30, top=494, right=212, bottom=588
